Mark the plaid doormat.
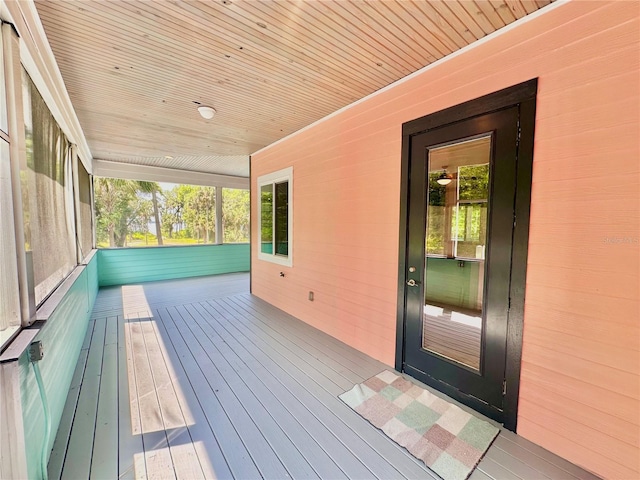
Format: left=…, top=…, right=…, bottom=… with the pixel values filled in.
left=340, top=371, right=499, bottom=480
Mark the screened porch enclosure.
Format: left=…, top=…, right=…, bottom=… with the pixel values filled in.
left=48, top=273, right=600, bottom=480
left=0, top=1, right=636, bottom=479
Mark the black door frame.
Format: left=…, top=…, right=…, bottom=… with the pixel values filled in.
left=395, top=79, right=538, bottom=432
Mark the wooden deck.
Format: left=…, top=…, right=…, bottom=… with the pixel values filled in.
left=422, top=306, right=482, bottom=371
left=49, top=273, right=600, bottom=480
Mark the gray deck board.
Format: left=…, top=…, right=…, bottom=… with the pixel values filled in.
left=180, top=302, right=356, bottom=479
left=234, top=294, right=387, bottom=380
left=139, top=313, right=205, bottom=480
left=158, top=307, right=262, bottom=479
left=129, top=315, right=176, bottom=479
left=469, top=469, right=493, bottom=480
left=61, top=316, right=106, bottom=480
left=47, top=347, right=89, bottom=480
left=48, top=319, right=94, bottom=479
left=50, top=273, right=601, bottom=480
left=168, top=304, right=302, bottom=479
left=493, top=434, right=600, bottom=480
left=478, top=457, right=524, bottom=480
left=118, top=315, right=146, bottom=480
left=185, top=300, right=382, bottom=479
left=179, top=304, right=321, bottom=479
left=483, top=445, right=553, bottom=480
left=202, top=297, right=433, bottom=479
left=150, top=312, right=235, bottom=480
left=208, top=298, right=355, bottom=392
left=91, top=317, right=119, bottom=480
left=232, top=294, right=381, bottom=381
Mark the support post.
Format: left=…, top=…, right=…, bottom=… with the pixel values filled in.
left=3, top=22, right=35, bottom=325
left=215, top=186, right=223, bottom=244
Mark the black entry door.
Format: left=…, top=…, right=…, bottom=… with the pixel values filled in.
left=402, top=105, right=520, bottom=423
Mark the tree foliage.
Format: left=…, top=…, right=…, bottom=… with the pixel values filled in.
left=426, top=164, right=489, bottom=257
left=94, top=178, right=159, bottom=247
left=184, top=186, right=216, bottom=243
left=94, top=178, right=249, bottom=247
left=223, top=188, right=250, bottom=243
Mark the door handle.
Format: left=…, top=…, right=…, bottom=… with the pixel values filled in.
left=406, top=279, right=421, bottom=287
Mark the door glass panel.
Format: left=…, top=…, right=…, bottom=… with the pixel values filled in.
left=422, top=135, right=491, bottom=371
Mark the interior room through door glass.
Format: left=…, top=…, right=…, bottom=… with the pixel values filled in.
left=422, top=135, right=491, bottom=371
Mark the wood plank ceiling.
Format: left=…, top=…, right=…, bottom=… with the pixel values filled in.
left=34, top=0, right=552, bottom=178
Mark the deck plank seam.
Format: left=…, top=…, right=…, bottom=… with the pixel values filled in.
left=120, top=315, right=148, bottom=479
left=231, top=295, right=372, bottom=372
left=211, top=297, right=353, bottom=393
left=88, top=317, right=108, bottom=479
left=484, top=445, right=554, bottom=480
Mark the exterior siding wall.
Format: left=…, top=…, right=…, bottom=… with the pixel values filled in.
left=98, top=244, right=250, bottom=287
left=19, top=254, right=99, bottom=479
left=250, top=2, right=639, bottom=478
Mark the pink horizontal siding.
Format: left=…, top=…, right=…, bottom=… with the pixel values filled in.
left=251, top=2, right=640, bottom=478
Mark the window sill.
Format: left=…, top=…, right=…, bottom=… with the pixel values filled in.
left=0, top=250, right=97, bottom=361
left=258, top=252, right=292, bottom=267
left=0, top=325, right=21, bottom=358
left=0, top=327, right=38, bottom=364
left=97, top=243, right=249, bottom=251
left=35, top=264, right=86, bottom=321
left=0, top=249, right=98, bottom=358
left=81, top=248, right=98, bottom=265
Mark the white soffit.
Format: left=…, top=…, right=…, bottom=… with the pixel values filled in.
left=93, top=159, right=249, bottom=189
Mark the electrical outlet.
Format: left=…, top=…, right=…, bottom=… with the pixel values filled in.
left=28, top=341, right=44, bottom=362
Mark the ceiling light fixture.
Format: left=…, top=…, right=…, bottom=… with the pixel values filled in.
left=197, top=105, right=216, bottom=120
left=436, top=168, right=453, bottom=186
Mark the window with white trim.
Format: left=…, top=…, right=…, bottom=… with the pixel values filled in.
left=258, top=167, right=292, bottom=267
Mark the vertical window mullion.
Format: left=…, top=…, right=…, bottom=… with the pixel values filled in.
left=271, top=183, right=276, bottom=253
left=71, top=144, right=82, bottom=263
left=215, top=186, right=223, bottom=244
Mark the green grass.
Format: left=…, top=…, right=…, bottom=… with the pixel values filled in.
left=97, top=237, right=216, bottom=248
